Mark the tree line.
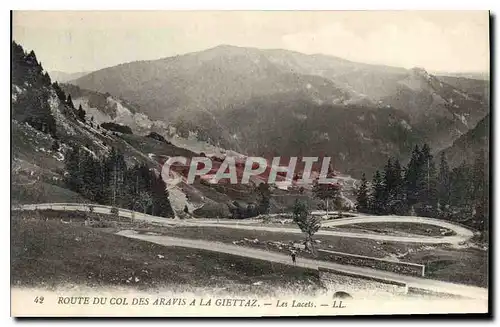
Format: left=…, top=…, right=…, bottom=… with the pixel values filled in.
left=355, top=143, right=488, bottom=232
left=64, top=146, right=174, bottom=218
left=12, top=41, right=57, bottom=137
left=12, top=42, right=93, bottom=139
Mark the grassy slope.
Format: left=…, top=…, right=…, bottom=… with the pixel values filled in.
left=402, top=248, right=488, bottom=288
left=11, top=179, right=89, bottom=205
left=332, top=222, right=454, bottom=237
left=135, top=225, right=418, bottom=258
left=11, top=216, right=322, bottom=295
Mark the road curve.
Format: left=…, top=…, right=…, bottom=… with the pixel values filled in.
left=13, top=203, right=487, bottom=299
left=14, top=203, right=475, bottom=245
left=116, top=230, right=487, bottom=300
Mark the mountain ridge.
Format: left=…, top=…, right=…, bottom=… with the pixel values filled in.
left=70, top=44, right=489, bottom=177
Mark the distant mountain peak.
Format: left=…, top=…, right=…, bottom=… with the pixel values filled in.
left=49, top=70, right=89, bottom=83
left=211, top=44, right=242, bottom=50
left=200, top=44, right=263, bottom=57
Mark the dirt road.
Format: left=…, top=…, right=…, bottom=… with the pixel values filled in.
left=16, top=203, right=475, bottom=244
left=116, top=230, right=488, bottom=300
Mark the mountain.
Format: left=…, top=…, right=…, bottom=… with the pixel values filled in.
left=435, top=75, right=490, bottom=100
left=12, top=42, right=165, bottom=198
left=59, top=83, right=169, bottom=135
left=435, top=72, right=490, bottom=81
left=71, top=45, right=489, bottom=177
left=440, top=114, right=490, bottom=168
left=49, top=70, right=89, bottom=83
left=209, top=93, right=422, bottom=177
left=13, top=42, right=326, bottom=218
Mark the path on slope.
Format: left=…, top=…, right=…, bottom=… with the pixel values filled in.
left=116, top=230, right=487, bottom=300
left=17, top=203, right=475, bottom=245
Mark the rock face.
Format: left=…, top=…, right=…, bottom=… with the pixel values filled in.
left=439, top=114, right=489, bottom=168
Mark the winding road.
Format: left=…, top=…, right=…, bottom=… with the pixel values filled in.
left=115, top=230, right=487, bottom=300
left=12, top=203, right=487, bottom=300
left=15, top=203, right=475, bottom=245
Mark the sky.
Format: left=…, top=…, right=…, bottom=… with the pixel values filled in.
left=12, top=11, right=490, bottom=74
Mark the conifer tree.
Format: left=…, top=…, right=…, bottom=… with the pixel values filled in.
left=152, top=175, right=174, bottom=218
left=370, top=170, right=385, bottom=215
left=450, top=162, right=473, bottom=209
left=391, top=158, right=406, bottom=214
left=64, top=147, right=83, bottom=193
left=66, top=94, right=74, bottom=109
left=77, top=104, right=86, bottom=122
left=79, top=151, right=101, bottom=201
left=472, top=150, right=488, bottom=230
left=105, top=147, right=127, bottom=206
left=355, top=173, right=369, bottom=213
left=52, top=82, right=66, bottom=101
left=438, top=152, right=451, bottom=210
left=382, top=158, right=394, bottom=210
left=256, top=183, right=271, bottom=214
left=405, top=145, right=421, bottom=206
left=419, top=144, right=438, bottom=212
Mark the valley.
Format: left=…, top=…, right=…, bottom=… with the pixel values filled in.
left=10, top=39, right=489, bottom=302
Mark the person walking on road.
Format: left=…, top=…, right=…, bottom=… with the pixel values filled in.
left=291, top=251, right=297, bottom=265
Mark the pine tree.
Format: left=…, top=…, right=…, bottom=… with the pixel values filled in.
left=135, top=191, right=153, bottom=214
left=77, top=104, right=86, bottom=122
left=66, top=94, right=74, bottom=109
left=64, top=147, right=83, bottom=193
left=405, top=145, right=421, bottom=207
left=370, top=170, right=385, bottom=215
left=105, top=147, right=127, bottom=206
left=43, top=72, right=51, bottom=85
left=419, top=144, right=438, bottom=214
left=256, top=183, right=271, bottom=214
left=355, top=173, right=369, bottom=213
left=52, top=82, right=66, bottom=101
left=382, top=158, right=394, bottom=211
left=152, top=175, right=174, bottom=218
left=438, top=152, right=451, bottom=210
left=391, top=159, right=406, bottom=214
left=79, top=151, right=100, bottom=201
left=472, top=149, right=487, bottom=202
left=471, top=150, right=488, bottom=230
left=450, top=162, right=473, bottom=210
